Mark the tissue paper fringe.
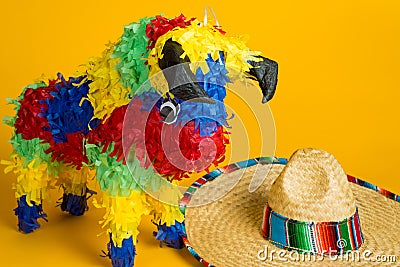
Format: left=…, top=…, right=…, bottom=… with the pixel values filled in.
left=57, top=166, right=95, bottom=196
left=58, top=188, right=96, bottom=216
left=57, top=166, right=96, bottom=216
left=94, top=188, right=184, bottom=247
left=146, top=14, right=194, bottom=49
left=94, top=190, right=148, bottom=246
left=111, top=17, right=153, bottom=97
left=147, top=18, right=261, bottom=77
left=14, top=195, right=47, bottom=233
left=85, top=42, right=131, bottom=121
left=106, top=234, right=135, bottom=267
left=2, top=154, right=55, bottom=205
left=153, top=220, right=185, bottom=249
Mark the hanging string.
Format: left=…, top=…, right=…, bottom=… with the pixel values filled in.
left=203, top=6, right=220, bottom=27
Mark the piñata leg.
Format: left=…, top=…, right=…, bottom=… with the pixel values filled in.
left=146, top=186, right=185, bottom=249
left=152, top=220, right=185, bottom=249
left=2, top=154, right=54, bottom=233
left=57, top=166, right=96, bottom=216
left=95, top=190, right=150, bottom=267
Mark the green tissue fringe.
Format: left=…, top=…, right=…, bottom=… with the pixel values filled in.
left=10, top=134, right=51, bottom=163
left=9, top=134, right=60, bottom=176
left=111, top=17, right=153, bottom=97
left=85, top=143, right=163, bottom=197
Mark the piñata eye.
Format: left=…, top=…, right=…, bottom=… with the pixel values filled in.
left=160, top=98, right=180, bottom=124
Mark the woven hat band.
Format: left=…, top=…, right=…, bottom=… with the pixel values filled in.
left=261, top=203, right=364, bottom=255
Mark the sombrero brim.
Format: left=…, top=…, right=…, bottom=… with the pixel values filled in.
left=180, top=157, right=400, bottom=266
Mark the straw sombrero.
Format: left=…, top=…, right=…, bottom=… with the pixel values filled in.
left=180, top=148, right=400, bottom=266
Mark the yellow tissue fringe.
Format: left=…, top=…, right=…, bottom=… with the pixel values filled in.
left=85, top=41, right=131, bottom=121
left=147, top=19, right=261, bottom=77
left=57, top=166, right=96, bottom=196
left=94, top=190, right=150, bottom=246
left=147, top=195, right=184, bottom=227
left=33, top=74, right=54, bottom=86
left=146, top=180, right=184, bottom=226
left=2, top=154, right=56, bottom=205
left=94, top=186, right=184, bottom=247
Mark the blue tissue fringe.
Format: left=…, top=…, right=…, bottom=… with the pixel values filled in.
left=153, top=220, right=185, bottom=249
left=105, top=234, right=136, bottom=267
left=59, top=193, right=86, bottom=216
left=58, top=188, right=96, bottom=216
left=196, top=52, right=230, bottom=103
left=42, top=73, right=100, bottom=143
left=14, top=195, right=47, bottom=233
left=183, top=52, right=230, bottom=137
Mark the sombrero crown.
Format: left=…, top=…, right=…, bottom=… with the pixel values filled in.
left=262, top=148, right=363, bottom=254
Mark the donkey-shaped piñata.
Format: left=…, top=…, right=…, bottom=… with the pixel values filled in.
left=2, top=13, right=278, bottom=267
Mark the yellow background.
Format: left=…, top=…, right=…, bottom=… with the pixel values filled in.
left=0, top=0, right=399, bottom=266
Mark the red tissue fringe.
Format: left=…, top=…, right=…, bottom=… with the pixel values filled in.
left=146, top=14, right=195, bottom=50
left=88, top=98, right=230, bottom=181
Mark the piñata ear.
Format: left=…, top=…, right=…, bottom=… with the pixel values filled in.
left=248, top=56, right=278, bottom=103
left=158, top=39, right=190, bottom=69
left=158, top=39, right=215, bottom=104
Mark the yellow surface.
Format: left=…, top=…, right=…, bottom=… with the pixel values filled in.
left=1, top=0, right=399, bottom=266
